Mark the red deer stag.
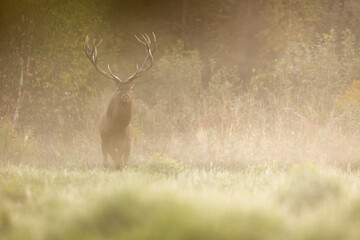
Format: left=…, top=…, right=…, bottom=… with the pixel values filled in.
left=84, top=33, right=156, bottom=169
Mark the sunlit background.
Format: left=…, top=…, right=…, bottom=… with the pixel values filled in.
left=1, top=0, right=360, bottom=239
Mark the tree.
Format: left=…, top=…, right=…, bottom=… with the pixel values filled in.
left=0, top=0, right=108, bottom=133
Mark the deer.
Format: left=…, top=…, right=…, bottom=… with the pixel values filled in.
left=84, top=33, right=156, bottom=169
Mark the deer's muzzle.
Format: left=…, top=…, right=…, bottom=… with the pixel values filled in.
left=120, top=93, right=132, bottom=102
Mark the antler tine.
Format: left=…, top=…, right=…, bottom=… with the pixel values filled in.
left=85, top=35, right=89, bottom=47
left=84, top=35, right=92, bottom=54
left=144, top=33, right=151, bottom=45
left=95, top=39, right=102, bottom=48
left=135, top=34, right=146, bottom=45
left=152, top=32, right=157, bottom=50
left=91, top=38, right=99, bottom=61
left=93, top=46, right=98, bottom=62
left=152, top=32, right=156, bottom=42
left=141, top=34, right=149, bottom=46
left=143, top=34, right=149, bottom=45
left=107, top=64, right=122, bottom=82
left=146, top=33, right=156, bottom=59
left=148, top=49, right=154, bottom=60
left=127, top=64, right=140, bottom=80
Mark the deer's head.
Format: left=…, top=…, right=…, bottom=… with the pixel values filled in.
left=84, top=33, right=157, bottom=103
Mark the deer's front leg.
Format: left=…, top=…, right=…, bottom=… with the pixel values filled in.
left=114, top=137, right=131, bottom=170
left=114, top=147, right=124, bottom=170
left=101, top=137, right=111, bottom=169
left=123, top=134, right=131, bottom=167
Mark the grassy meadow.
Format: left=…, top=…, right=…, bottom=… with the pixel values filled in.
left=1, top=162, right=360, bottom=240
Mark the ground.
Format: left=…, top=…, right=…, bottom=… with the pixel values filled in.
left=1, top=163, right=360, bottom=240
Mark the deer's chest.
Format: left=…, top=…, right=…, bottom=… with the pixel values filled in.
left=105, top=102, right=132, bottom=130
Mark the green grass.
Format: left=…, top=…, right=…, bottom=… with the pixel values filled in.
left=1, top=163, right=360, bottom=240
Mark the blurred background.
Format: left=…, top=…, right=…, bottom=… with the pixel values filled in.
left=1, top=0, right=360, bottom=168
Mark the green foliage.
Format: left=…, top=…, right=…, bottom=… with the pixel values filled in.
left=259, top=0, right=319, bottom=58
left=140, top=153, right=183, bottom=176
left=0, top=0, right=109, bottom=132
left=26, top=0, right=108, bottom=130
left=256, top=29, right=360, bottom=121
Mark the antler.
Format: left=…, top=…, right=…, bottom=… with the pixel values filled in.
left=84, top=35, right=122, bottom=84
left=84, top=33, right=157, bottom=84
left=126, top=32, right=157, bottom=82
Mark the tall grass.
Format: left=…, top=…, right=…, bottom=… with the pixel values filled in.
left=1, top=164, right=360, bottom=240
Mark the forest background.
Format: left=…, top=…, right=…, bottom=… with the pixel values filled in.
left=1, top=0, right=360, bottom=168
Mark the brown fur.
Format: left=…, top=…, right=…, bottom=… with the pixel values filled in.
left=99, top=88, right=133, bottom=169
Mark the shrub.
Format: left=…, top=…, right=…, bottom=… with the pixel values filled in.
left=0, top=205, right=11, bottom=239
left=278, top=163, right=341, bottom=212
left=140, top=153, right=183, bottom=176
left=46, top=188, right=285, bottom=240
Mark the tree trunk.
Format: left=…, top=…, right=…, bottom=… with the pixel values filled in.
left=181, top=0, right=188, bottom=47
left=12, top=15, right=26, bottom=128
left=12, top=56, right=24, bottom=128
left=12, top=14, right=33, bottom=129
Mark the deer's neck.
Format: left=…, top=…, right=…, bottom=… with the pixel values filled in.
left=106, top=100, right=132, bottom=129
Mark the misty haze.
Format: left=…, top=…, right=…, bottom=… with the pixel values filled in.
left=1, top=0, right=360, bottom=239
